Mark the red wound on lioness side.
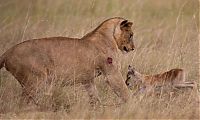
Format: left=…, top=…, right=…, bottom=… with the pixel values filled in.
left=107, top=57, right=113, bottom=64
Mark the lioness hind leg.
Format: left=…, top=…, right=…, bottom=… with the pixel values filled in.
left=22, top=86, right=54, bottom=111
left=19, top=90, right=39, bottom=112
left=20, top=90, right=36, bottom=104
left=19, top=73, right=55, bottom=111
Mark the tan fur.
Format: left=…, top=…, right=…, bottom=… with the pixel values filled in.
left=0, top=17, right=135, bottom=107
left=126, top=65, right=194, bottom=91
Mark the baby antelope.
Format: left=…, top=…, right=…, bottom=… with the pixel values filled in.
left=125, top=65, right=195, bottom=93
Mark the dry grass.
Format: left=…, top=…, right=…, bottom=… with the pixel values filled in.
left=0, top=0, right=199, bottom=119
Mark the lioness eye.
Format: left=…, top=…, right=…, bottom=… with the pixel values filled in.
left=129, top=33, right=133, bottom=40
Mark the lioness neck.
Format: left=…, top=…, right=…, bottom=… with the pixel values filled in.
left=82, top=18, right=124, bottom=53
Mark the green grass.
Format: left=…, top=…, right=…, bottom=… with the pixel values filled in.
left=0, top=0, right=199, bottom=119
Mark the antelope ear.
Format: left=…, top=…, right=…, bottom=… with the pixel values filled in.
left=128, top=65, right=135, bottom=74
left=128, top=65, right=132, bottom=71
left=128, top=65, right=133, bottom=72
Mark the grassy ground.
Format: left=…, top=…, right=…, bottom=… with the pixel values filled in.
left=0, top=0, right=199, bottom=119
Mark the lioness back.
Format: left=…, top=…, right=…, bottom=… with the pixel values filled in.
left=4, top=37, right=98, bottom=84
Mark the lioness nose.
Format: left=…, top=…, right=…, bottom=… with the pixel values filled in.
left=132, top=45, right=135, bottom=50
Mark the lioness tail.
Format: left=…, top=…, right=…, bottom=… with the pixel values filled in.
left=0, top=53, right=5, bottom=69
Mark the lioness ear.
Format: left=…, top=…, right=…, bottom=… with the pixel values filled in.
left=126, top=22, right=133, bottom=27
left=120, top=20, right=133, bottom=30
left=120, top=20, right=128, bottom=30
left=120, top=20, right=128, bottom=26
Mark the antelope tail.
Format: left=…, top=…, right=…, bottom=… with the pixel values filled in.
left=174, top=82, right=195, bottom=89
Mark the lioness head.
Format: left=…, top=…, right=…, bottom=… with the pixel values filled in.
left=114, top=19, right=135, bottom=53
left=86, top=17, right=135, bottom=53
left=125, top=65, right=143, bottom=89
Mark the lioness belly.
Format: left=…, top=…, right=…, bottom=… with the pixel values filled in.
left=53, top=65, right=96, bottom=85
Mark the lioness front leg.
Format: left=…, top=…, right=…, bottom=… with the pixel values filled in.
left=106, top=71, right=131, bottom=103
left=84, top=82, right=100, bottom=105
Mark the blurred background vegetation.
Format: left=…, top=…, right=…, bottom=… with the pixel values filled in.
left=0, top=0, right=199, bottom=119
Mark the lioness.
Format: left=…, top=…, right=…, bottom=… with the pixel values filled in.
left=126, top=65, right=195, bottom=93
left=0, top=17, right=135, bottom=107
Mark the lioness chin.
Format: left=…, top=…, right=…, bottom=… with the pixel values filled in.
left=0, top=17, right=135, bottom=109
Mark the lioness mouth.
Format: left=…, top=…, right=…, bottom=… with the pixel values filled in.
left=123, top=46, right=129, bottom=52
